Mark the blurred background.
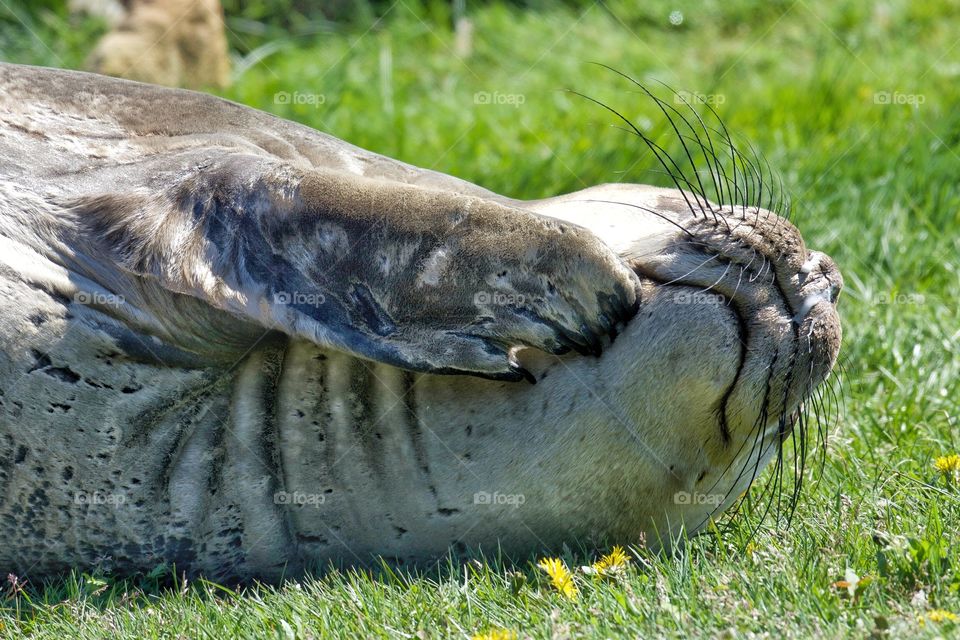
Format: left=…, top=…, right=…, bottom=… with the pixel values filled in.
left=1, top=0, right=959, bottom=557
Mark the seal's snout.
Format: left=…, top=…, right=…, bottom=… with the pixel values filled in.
left=791, top=247, right=843, bottom=395
left=793, top=250, right=843, bottom=326
left=802, top=250, right=843, bottom=303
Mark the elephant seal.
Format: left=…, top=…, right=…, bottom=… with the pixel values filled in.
left=0, top=63, right=841, bottom=581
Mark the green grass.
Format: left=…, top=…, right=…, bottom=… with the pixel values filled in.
left=2, top=0, right=960, bottom=637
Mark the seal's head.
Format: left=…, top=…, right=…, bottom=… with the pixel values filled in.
left=501, top=79, right=843, bottom=543
left=512, top=183, right=841, bottom=545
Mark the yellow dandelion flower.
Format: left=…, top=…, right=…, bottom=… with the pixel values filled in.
left=927, top=609, right=959, bottom=623
left=934, top=454, right=960, bottom=480
left=586, top=545, right=631, bottom=579
left=472, top=629, right=517, bottom=640
left=537, top=557, right=579, bottom=600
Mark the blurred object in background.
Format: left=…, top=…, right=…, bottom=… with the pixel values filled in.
left=84, top=0, right=231, bottom=89
left=68, top=0, right=125, bottom=26
left=453, top=0, right=472, bottom=58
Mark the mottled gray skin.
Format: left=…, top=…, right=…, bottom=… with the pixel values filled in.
left=0, top=63, right=842, bottom=582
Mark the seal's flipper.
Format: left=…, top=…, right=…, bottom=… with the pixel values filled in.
left=65, top=157, right=638, bottom=379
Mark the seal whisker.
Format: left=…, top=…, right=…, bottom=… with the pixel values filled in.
left=655, top=254, right=722, bottom=287
left=721, top=349, right=780, bottom=534
left=603, top=71, right=727, bottom=211
left=591, top=64, right=722, bottom=225
left=701, top=260, right=734, bottom=295
left=658, top=79, right=730, bottom=210
left=726, top=134, right=758, bottom=218
left=677, top=133, right=735, bottom=215
left=568, top=90, right=708, bottom=218
left=692, top=97, right=748, bottom=218
left=565, top=198, right=697, bottom=238
left=734, top=134, right=768, bottom=223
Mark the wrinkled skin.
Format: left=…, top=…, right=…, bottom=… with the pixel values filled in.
left=0, top=64, right=841, bottom=581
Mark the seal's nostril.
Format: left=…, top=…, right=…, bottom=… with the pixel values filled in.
left=801, top=251, right=843, bottom=305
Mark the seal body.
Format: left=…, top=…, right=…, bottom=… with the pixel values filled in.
left=0, top=63, right=841, bottom=581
